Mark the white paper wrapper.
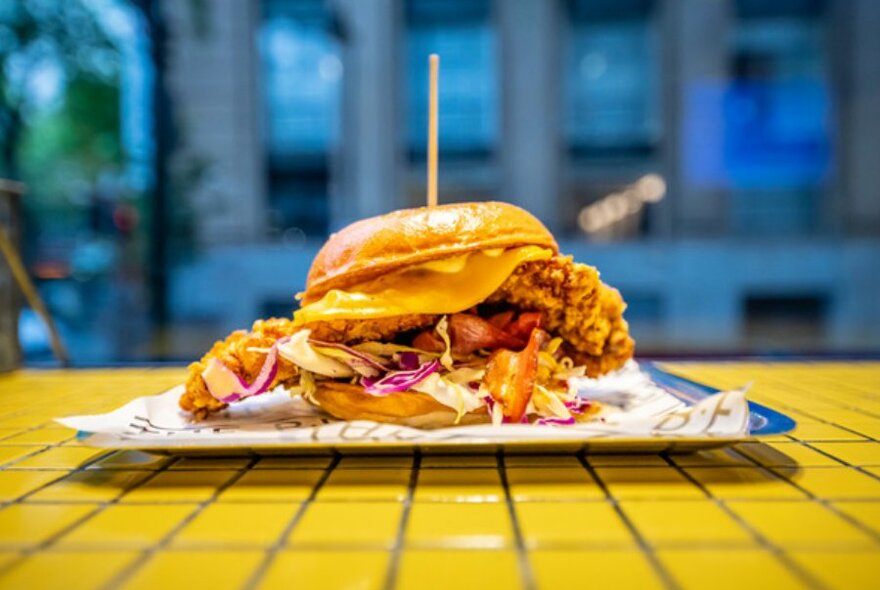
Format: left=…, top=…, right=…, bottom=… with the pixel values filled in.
left=56, top=362, right=750, bottom=449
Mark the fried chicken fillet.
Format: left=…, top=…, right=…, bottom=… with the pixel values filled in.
left=180, top=254, right=633, bottom=419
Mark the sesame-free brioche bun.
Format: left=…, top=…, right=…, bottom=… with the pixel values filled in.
left=312, top=381, right=490, bottom=429
left=302, top=201, right=557, bottom=304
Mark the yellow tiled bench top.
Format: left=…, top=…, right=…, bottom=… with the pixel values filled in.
left=0, top=361, right=878, bottom=589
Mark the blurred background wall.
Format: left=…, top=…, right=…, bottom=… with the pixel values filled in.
left=3, top=0, right=879, bottom=364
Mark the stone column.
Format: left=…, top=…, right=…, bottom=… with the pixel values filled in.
left=330, top=0, right=402, bottom=230
left=498, top=0, right=563, bottom=232
left=838, top=0, right=880, bottom=235
left=663, top=0, right=732, bottom=236
left=164, top=0, right=267, bottom=246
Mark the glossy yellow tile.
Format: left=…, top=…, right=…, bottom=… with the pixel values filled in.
left=172, top=503, right=298, bottom=548
left=623, top=500, right=754, bottom=546
left=170, top=457, right=250, bottom=470
left=121, top=550, right=263, bottom=590
left=789, top=550, right=880, bottom=590
left=218, top=469, right=324, bottom=502
left=253, top=456, right=332, bottom=469
left=658, top=548, right=806, bottom=590
left=785, top=467, right=880, bottom=499
left=0, top=428, right=75, bottom=445
left=10, top=446, right=108, bottom=469
left=595, top=467, right=704, bottom=500
left=0, top=504, right=96, bottom=548
left=421, top=455, right=498, bottom=468
left=531, top=550, right=663, bottom=590
left=0, top=550, right=136, bottom=590
left=317, top=468, right=410, bottom=502
left=788, top=422, right=868, bottom=441
left=684, top=467, right=804, bottom=499
left=406, top=503, right=512, bottom=548
left=811, top=442, right=880, bottom=466
left=415, top=468, right=503, bottom=502
left=258, top=550, right=387, bottom=590
left=396, top=549, right=521, bottom=590
left=287, top=502, right=402, bottom=547
left=506, top=467, right=604, bottom=501
left=0, top=470, right=65, bottom=502
left=735, top=442, right=840, bottom=467
left=727, top=501, right=875, bottom=548
left=86, top=450, right=172, bottom=470
left=56, top=504, right=196, bottom=549
left=669, top=448, right=755, bottom=468
left=589, top=454, right=669, bottom=467
left=336, top=456, right=413, bottom=469
left=831, top=501, right=880, bottom=534
left=505, top=455, right=581, bottom=468
left=121, top=470, right=238, bottom=503
left=28, top=470, right=151, bottom=502
left=516, top=502, right=633, bottom=547
left=0, top=446, right=41, bottom=467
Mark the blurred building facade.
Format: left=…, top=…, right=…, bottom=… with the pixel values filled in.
left=163, top=0, right=880, bottom=355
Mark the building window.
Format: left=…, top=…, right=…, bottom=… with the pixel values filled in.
left=565, top=0, right=661, bottom=159
left=404, top=0, right=498, bottom=205
left=727, top=0, right=832, bottom=235
left=260, top=0, right=341, bottom=236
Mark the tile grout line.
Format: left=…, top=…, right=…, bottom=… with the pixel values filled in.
left=98, top=456, right=261, bottom=590
left=497, top=452, right=536, bottom=590
left=661, top=453, right=828, bottom=590
left=793, top=440, right=880, bottom=483
left=729, top=447, right=880, bottom=545
left=577, top=453, right=681, bottom=590
left=382, top=452, right=420, bottom=590
left=0, top=453, right=180, bottom=579
left=240, top=454, right=342, bottom=590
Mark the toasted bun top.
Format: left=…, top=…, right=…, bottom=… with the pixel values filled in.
left=303, top=201, right=557, bottom=303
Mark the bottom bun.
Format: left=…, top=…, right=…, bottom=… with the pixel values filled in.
left=311, top=381, right=490, bottom=429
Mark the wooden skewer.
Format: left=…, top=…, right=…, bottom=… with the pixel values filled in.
left=427, top=53, right=439, bottom=207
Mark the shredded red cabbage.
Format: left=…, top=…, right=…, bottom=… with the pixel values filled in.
left=564, top=398, right=592, bottom=415
left=361, top=359, right=441, bottom=395
left=397, top=351, right=420, bottom=370
left=206, top=336, right=290, bottom=403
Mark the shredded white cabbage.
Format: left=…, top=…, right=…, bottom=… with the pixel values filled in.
left=277, top=330, right=354, bottom=378
left=411, top=372, right=484, bottom=424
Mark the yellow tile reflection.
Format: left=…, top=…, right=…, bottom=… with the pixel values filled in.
left=287, top=502, right=402, bottom=548
left=789, top=550, right=880, bottom=590
left=727, top=501, right=875, bottom=548
left=415, top=468, right=503, bottom=502
left=517, top=502, right=633, bottom=547
left=531, top=550, right=663, bottom=590
left=658, top=549, right=806, bottom=590
left=621, top=501, right=753, bottom=546
left=56, top=504, right=195, bottom=549
left=596, top=467, right=703, bottom=500
left=258, top=551, right=387, bottom=590
left=506, top=467, right=603, bottom=501
left=121, top=551, right=263, bottom=590
left=397, top=549, right=521, bottom=590
left=0, top=504, right=95, bottom=548
left=172, top=503, right=298, bottom=548
left=406, top=503, right=512, bottom=548
left=0, top=550, right=136, bottom=590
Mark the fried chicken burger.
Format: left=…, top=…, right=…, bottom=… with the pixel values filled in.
left=180, top=202, right=634, bottom=427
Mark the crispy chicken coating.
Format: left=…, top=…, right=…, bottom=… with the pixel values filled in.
left=180, top=255, right=634, bottom=416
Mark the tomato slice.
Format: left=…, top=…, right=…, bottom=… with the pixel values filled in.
left=483, top=327, right=548, bottom=422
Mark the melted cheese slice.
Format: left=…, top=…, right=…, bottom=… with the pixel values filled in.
left=294, top=246, right=551, bottom=324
